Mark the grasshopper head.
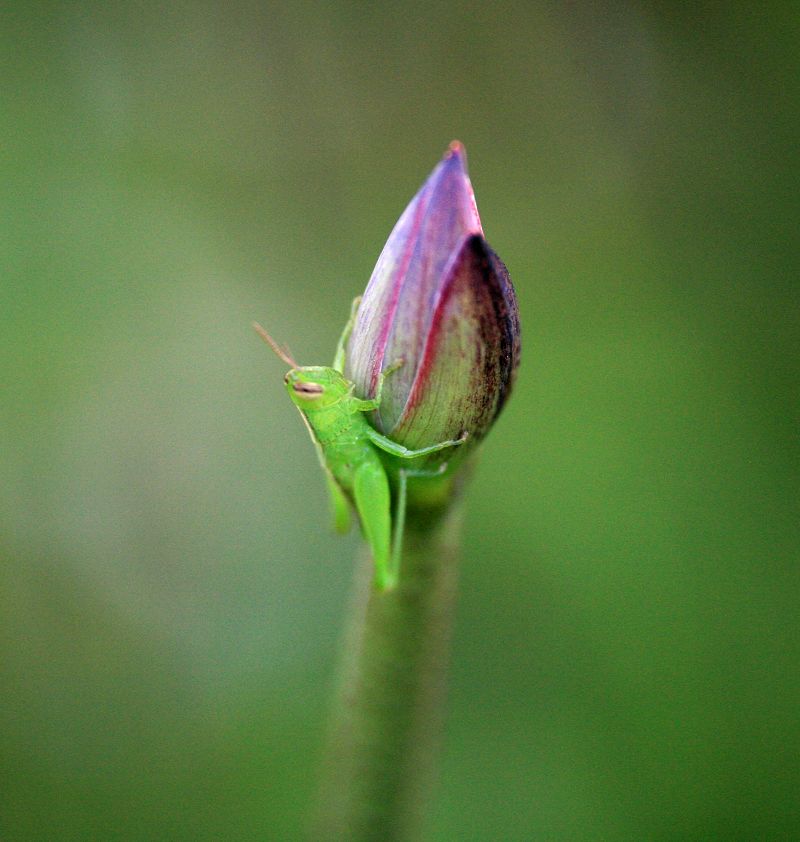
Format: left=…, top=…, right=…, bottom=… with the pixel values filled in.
left=285, top=366, right=350, bottom=410
left=253, top=323, right=350, bottom=410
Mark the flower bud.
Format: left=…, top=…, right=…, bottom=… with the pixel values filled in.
left=346, top=143, right=520, bottom=456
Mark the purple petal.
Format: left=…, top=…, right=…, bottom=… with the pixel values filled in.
left=390, top=234, right=521, bottom=451
left=346, top=142, right=482, bottom=431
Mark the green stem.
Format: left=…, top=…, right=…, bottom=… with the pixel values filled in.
left=311, top=502, right=463, bottom=841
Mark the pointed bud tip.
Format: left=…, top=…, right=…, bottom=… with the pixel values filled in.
left=445, top=140, right=467, bottom=167
left=437, top=140, right=481, bottom=236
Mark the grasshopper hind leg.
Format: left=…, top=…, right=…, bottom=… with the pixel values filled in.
left=326, top=474, right=351, bottom=534
left=352, top=459, right=393, bottom=590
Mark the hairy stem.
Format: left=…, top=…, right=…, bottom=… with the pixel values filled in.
left=311, top=503, right=462, bottom=841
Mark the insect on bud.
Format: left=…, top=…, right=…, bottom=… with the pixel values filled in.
left=346, top=142, right=521, bottom=462
left=255, top=143, right=521, bottom=585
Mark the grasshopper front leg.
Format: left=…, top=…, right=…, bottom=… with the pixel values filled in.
left=351, top=358, right=404, bottom=412
left=332, top=296, right=362, bottom=374
left=350, top=359, right=469, bottom=458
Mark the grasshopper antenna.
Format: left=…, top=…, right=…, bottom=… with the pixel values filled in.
left=253, top=322, right=299, bottom=368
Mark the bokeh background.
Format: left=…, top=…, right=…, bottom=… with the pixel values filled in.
left=3, top=3, right=798, bottom=839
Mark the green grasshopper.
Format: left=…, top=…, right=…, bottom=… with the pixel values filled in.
left=255, top=298, right=467, bottom=590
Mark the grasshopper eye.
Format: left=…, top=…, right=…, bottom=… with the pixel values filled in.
left=293, top=381, right=324, bottom=398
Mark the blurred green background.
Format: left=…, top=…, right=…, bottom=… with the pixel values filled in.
left=3, top=3, right=798, bottom=839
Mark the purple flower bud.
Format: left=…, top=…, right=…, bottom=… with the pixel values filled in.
left=346, top=143, right=520, bottom=454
